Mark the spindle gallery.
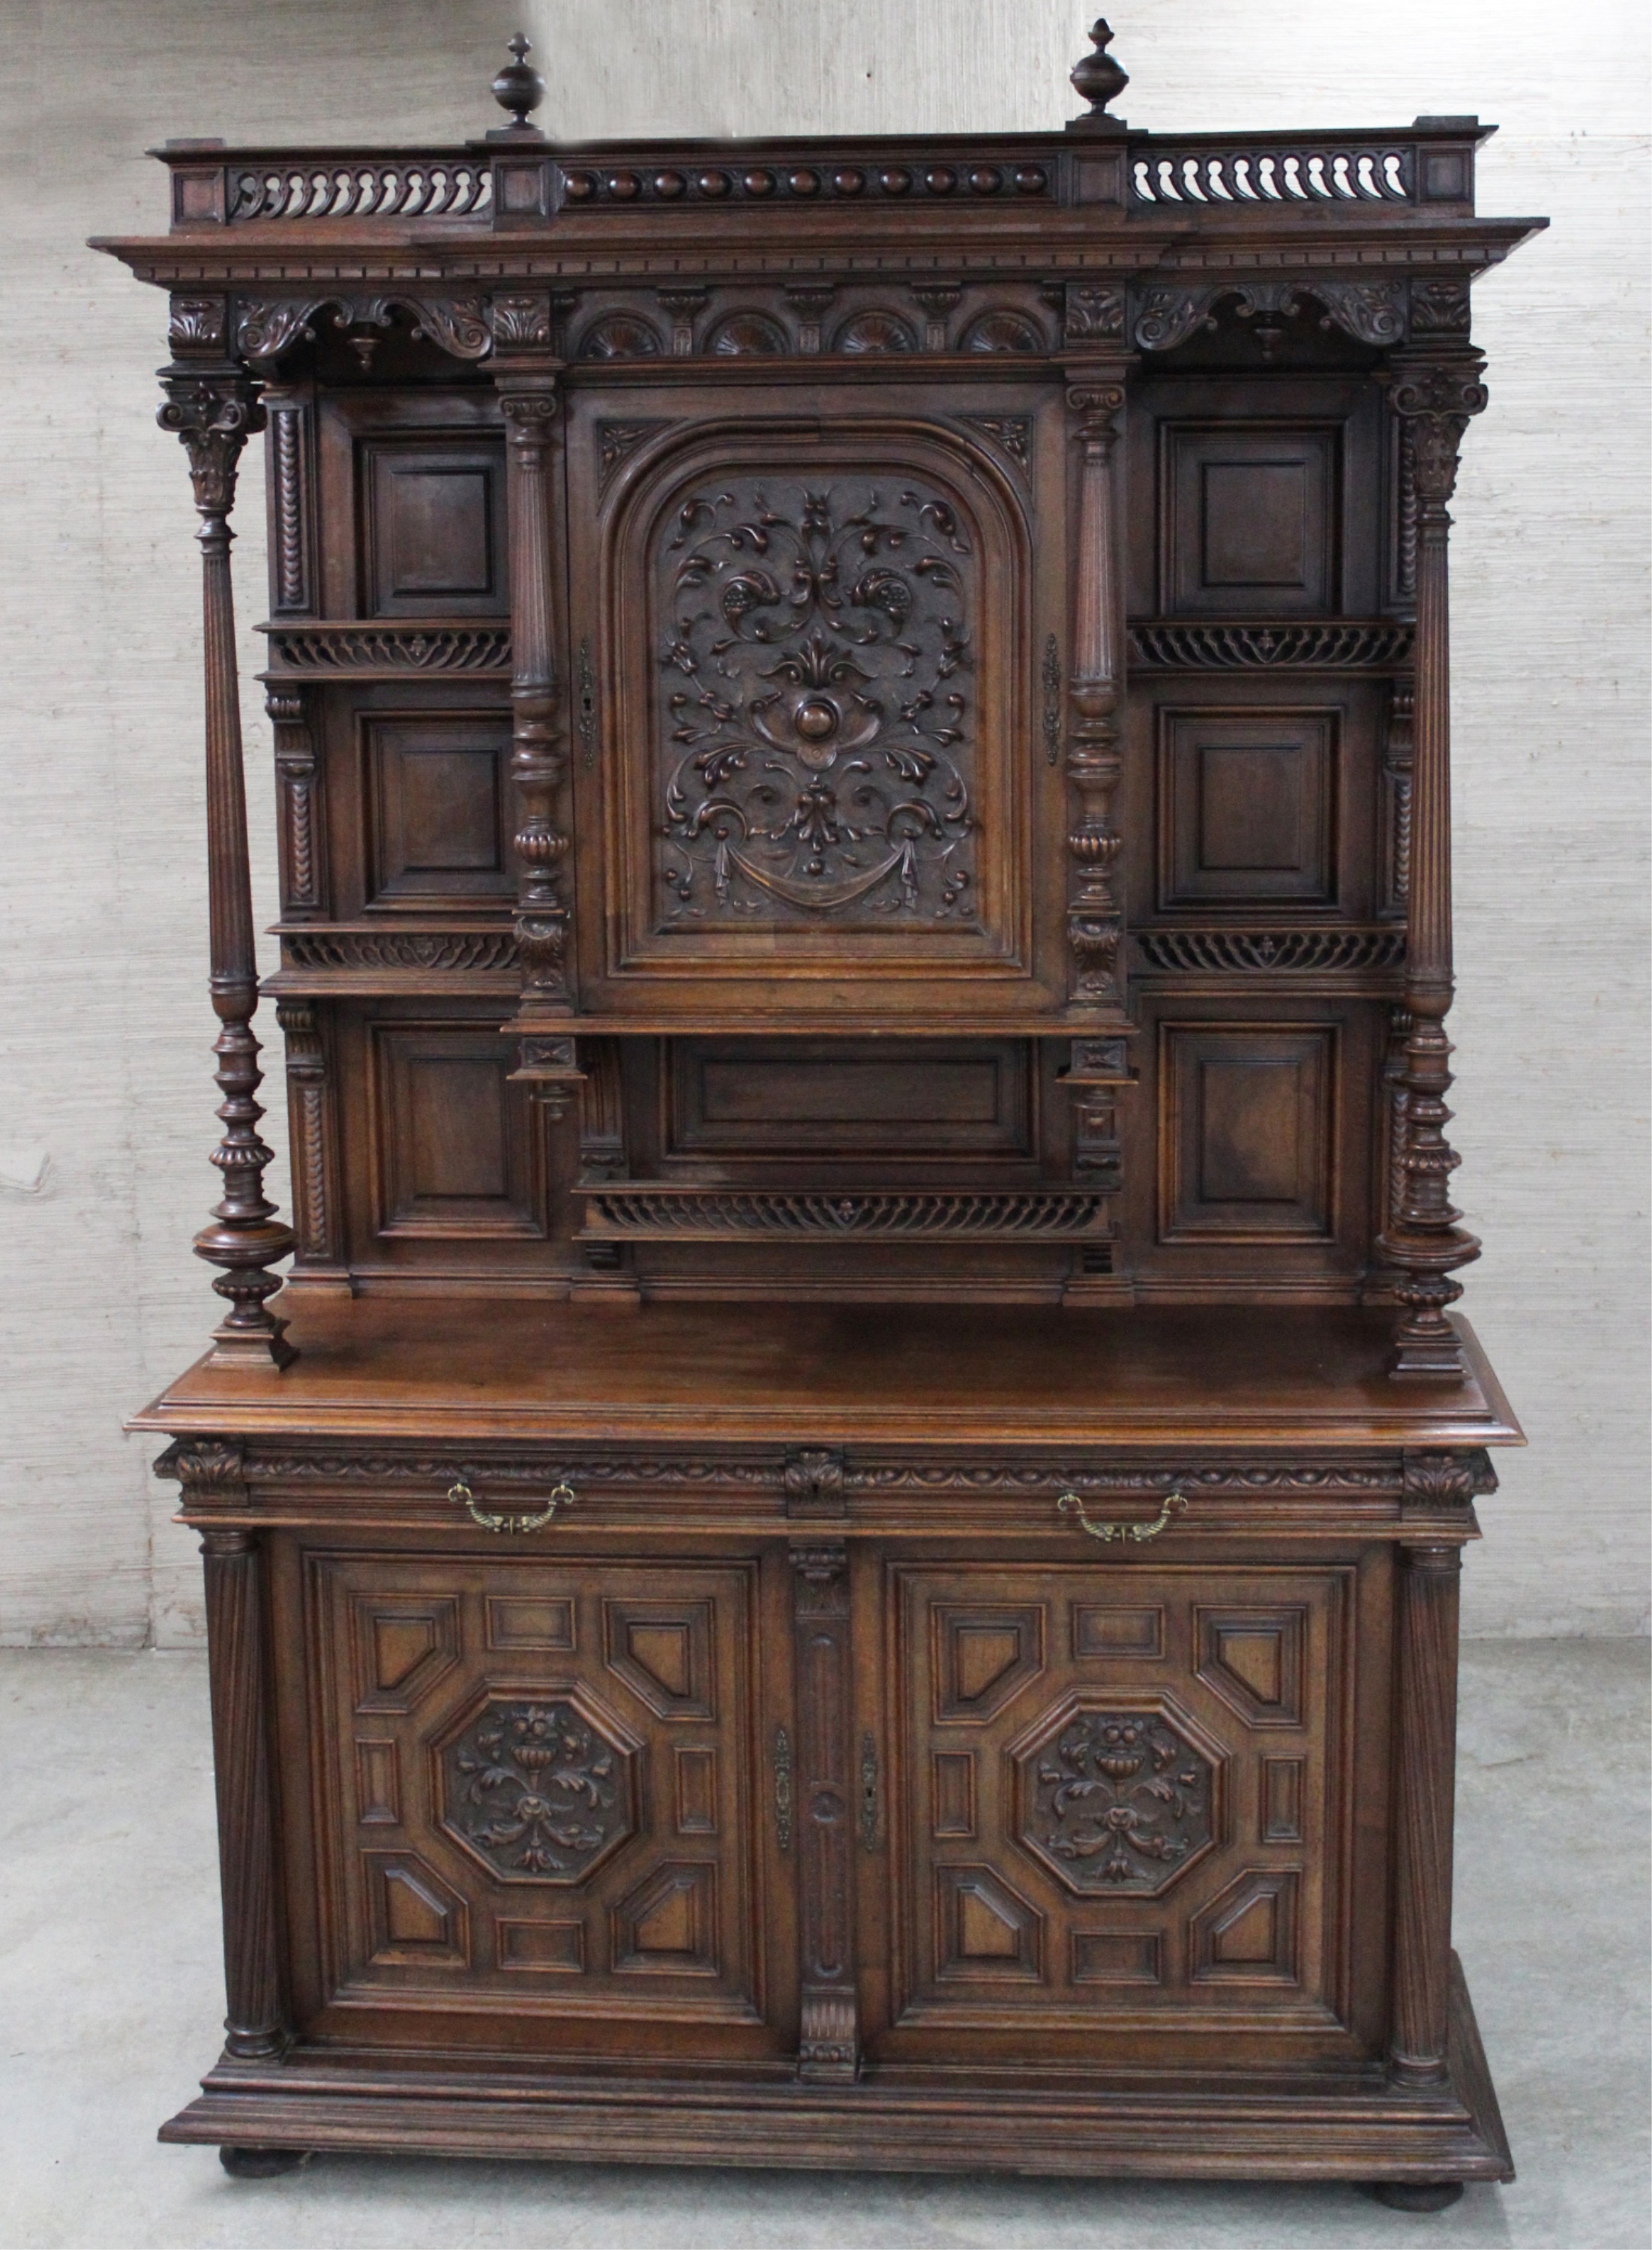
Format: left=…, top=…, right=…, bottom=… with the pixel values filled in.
left=97, top=22, right=1543, bottom=2207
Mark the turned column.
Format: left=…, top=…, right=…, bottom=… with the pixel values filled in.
left=1388, top=1540, right=1462, bottom=2084
left=200, top=1526, right=286, bottom=2059
left=790, top=1542, right=858, bottom=2081
left=1378, top=351, right=1488, bottom=1378
left=497, top=371, right=573, bottom=1028
left=1062, top=364, right=1131, bottom=1011
left=158, top=374, right=296, bottom=1367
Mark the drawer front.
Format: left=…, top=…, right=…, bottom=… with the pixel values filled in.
left=291, top=1548, right=792, bottom=2059
left=870, top=1550, right=1389, bottom=2068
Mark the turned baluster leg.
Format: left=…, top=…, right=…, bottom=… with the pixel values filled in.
left=159, top=373, right=296, bottom=1367
left=200, top=1527, right=286, bottom=2060
left=1388, top=1540, right=1462, bottom=2086
left=1378, top=350, right=1488, bottom=1379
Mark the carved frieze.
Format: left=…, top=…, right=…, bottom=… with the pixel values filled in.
left=656, top=479, right=979, bottom=927
left=1129, top=622, right=1414, bottom=670
left=1137, top=929, right=1405, bottom=974
left=280, top=930, right=518, bottom=974
left=579, top=1189, right=1114, bottom=1239
left=238, top=293, right=491, bottom=364
left=262, top=625, right=510, bottom=674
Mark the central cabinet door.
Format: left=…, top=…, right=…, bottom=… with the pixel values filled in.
left=866, top=1553, right=1390, bottom=2072
left=298, top=1548, right=793, bottom=2062
left=565, top=382, right=1058, bottom=1015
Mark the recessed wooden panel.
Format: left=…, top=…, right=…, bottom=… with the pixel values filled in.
left=1071, top=1930, right=1164, bottom=1986
left=612, top=1862, right=720, bottom=1973
left=351, top=1597, right=460, bottom=1713
left=355, top=1740, right=400, bottom=1825
left=361, top=440, right=506, bottom=616
left=364, top=712, right=512, bottom=902
left=935, top=1865, right=1043, bottom=1982
left=370, top=1024, right=543, bottom=1238
left=675, top=1748, right=718, bottom=1834
left=1160, top=1024, right=1336, bottom=1241
left=497, top=1919, right=586, bottom=1973
left=1197, top=1607, right=1308, bottom=1726
left=1158, top=708, right=1337, bottom=908
left=364, top=1853, right=469, bottom=1966
left=1263, top=1757, right=1306, bottom=1844
left=932, top=1751, right=977, bottom=1838
left=1191, top=1870, right=1301, bottom=1984
left=484, top=1596, right=576, bottom=1652
left=604, top=1600, right=715, bottom=1718
left=667, top=1039, right=1035, bottom=1159
left=1072, top=1604, right=1166, bottom=1659
left=1165, top=424, right=1339, bottom=615
left=932, top=1605, right=1045, bottom=1724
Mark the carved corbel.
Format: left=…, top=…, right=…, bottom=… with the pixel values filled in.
left=1061, top=374, right=1130, bottom=1011
left=1375, top=350, right=1489, bottom=1378
left=784, top=1448, right=847, bottom=1520
left=158, top=370, right=296, bottom=1368
left=784, top=284, right=837, bottom=353
left=154, top=1436, right=250, bottom=1510
left=656, top=285, right=709, bottom=357
left=910, top=282, right=962, bottom=351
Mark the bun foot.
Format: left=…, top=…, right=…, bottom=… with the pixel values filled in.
left=1367, top=2180, right=1466, bottom=2212
left=219, top=2145, right=310, bottom=2179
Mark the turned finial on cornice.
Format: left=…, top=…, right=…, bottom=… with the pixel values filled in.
left=490, top=32, right=546, bottom=137
left=1069, top=19, right=1129, bottom=131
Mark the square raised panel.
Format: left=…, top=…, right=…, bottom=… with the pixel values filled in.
left=1159, top=1024, right=1336, bottom=1241
left=1158, top=708, right=1338, bottom=908
left=1165, top=424, right=1339, bottom=615
left=361, top=440, right=506, bottom=616
left=364, top=713, right=513, bottom=902
left=370, top=1024, right=544, bottom=1238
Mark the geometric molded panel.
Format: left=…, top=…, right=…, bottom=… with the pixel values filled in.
left=484, top=1596, right=576, bottom=1652
left=436, top=1688, right=640, bottom=1885
left=674, top=1748, right=718, bottom=1834
left=934, top=1863, right=1044, bottom=1982
left=363, top=1851, right=469, bottom=1965
left=371, top=1024, right=544, bottom=1240
left=497, top=1918, right=586, bottom=1973
left=1070, top=1929, right=1164, bottom=1985
left=1010, top=1694, right=1222, bottom=1897
left=611, top=1861, right=719, bottom=1974
left=1158, top=707, right=1337, bottom=908
left=931, top=1751, right=977, bottom=1838
left=932, top=1605, right=1045, bottom=1724
left=355, top=1739, right=401, bottom=1825
left=1196, top=1607, right=1308, bottom=1727
left=1164, top=423, right=1339, bottom=617
left=603, top=1599, right=715, bottom=1719
left=1262, top=1756, right=1306, bottom=1842
left=351, top=1596, right=460, bottom=1714
left=1072, top=1604, right=1166, bottom=1660
left=1190, top=1868, right=1301, bottom=1984
left=362, top=440, right=507, bottom=618
left=1159, top=1023, right=1337, bottom=1242
left=364, top=712, right=513, bottom=903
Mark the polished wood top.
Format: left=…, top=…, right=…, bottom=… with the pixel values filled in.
left=129, top=1298, right=1520, bottom=1450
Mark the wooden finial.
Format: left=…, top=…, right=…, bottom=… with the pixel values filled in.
left=491, top=32, right=545, bottom=136
left=1069, top=19, right=1129, bottom=130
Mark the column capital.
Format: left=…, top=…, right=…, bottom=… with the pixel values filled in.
left=157, top=374, right=264, bottom=522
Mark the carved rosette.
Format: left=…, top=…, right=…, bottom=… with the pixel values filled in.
left=1015, top=1705, right=1215, bottom=1894
left=440, top=1696, right=637, bottom=1882
left=657, top=482, right=978, bottom=926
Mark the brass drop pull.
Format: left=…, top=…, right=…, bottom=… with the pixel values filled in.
left=448, top=1480, right=574, bottom=1535
left=1057, top=1490, right=1188, bottom=1544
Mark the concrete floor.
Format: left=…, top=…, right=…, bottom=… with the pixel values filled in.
left=0, top=1642, right=1645, bottom=2250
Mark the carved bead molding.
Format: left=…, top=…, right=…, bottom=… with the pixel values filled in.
left=155, top=1447, right=1411, bottom=1498
left=559, top=159, right=1050, bottom=207
left=1378, top=350, right=1488, bottom=1379
left=157, top=373, right=296, bottom=1368
left=1130, top=277, right=1410, bottom=353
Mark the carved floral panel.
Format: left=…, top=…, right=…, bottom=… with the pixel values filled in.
left=653, top=476, right=982, bottom=929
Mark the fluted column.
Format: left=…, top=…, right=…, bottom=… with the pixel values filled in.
left=201, top=1526, right=286, bottom=2059
left=1377, top=351, right=1487, bottom=1378
left=158, top=374, right=296, bottom=1368
left=1388, top=1541, right=1462, bottom=2084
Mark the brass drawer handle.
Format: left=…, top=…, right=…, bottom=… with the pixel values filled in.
left=1058, top=1490, right=1187, bottom=1544
left=448, top=1480, right=574, bottom=1534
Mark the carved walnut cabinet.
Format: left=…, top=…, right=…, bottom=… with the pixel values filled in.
left=101, top=25, right=1543, bottom=2208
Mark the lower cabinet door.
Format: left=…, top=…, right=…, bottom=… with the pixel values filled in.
left=291, top=1547, right=793, bottom=2062
left=869, top=1552, right=1390, bottom=2072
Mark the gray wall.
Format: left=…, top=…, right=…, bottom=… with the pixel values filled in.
left=1, top=0, right=1645, bottom=1646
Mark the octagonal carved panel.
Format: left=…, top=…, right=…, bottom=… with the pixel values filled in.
left=437, top=1690, right=640, bottom=1884
left=1010, top=1695, right=1222, bottom=1896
